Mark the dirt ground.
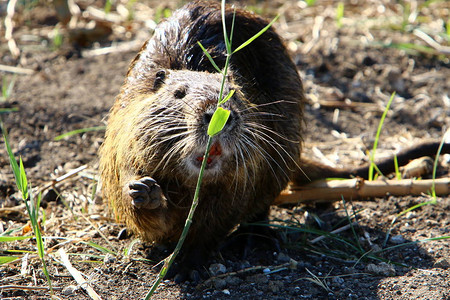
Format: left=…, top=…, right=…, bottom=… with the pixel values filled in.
left=0, top=0, right=449, bottom=299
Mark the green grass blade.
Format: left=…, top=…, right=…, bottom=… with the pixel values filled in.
left=379, top=236, right=450, bottom=253
left=82, top=241, right=117, bottom=255
left=336, top=2, right=344, bottom=28
left=229, top=7, right=237, bottom=50
left=393, top=154, right=401, bottom=180
left=0, top=107, right=19, bottom=114
left=1, top=122, right=24, bottom=194
left=385, top=42, right=437, bottom=55
left=218, top=89, right=235, bottom=106
left=431, top=129, right=449, bottom=199
left=19, top=157, right=28, bottom=199
left=0, top=256, right=20, bottom=264
left=233, top=14, right=279, bottom=54
left=197, top=42, right=222, bottom=74
left=0, top=236, right=32, bottom=242
left=54, top=126, right=106, bottom=141
left=221, top=0, right=231, bottom=53
left=368, top=92, right=395, bottom=181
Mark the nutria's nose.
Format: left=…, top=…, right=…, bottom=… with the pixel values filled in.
left=203, top=109, right=236, bottom=131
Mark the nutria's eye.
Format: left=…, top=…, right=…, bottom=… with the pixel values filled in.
left=153, top=70, right=166, bottom=90
left=174, top=88, right=187, bottom=99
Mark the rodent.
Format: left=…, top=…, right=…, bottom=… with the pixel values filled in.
left=99, top=0, right=304, bottom=275
left=99, top=0, right=449, bottom=278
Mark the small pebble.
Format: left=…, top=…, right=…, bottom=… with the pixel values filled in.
left=365, top=262, right=395, bottom=276
left=332, top=276, right=344, bottom=285
left=62, top=285, right=78, bottom=296
left=225, top=276, right=241, bottom=286
left=117, top=228, right=129, bottom=240
left=42, top=188, right=58, bottom=202
left=433, top=258, right=450, bottom=269
left=212, top=278, right=227, bottom=290
left=390, top=234, right=406, bottom=244
left=209, top=263, right=227, bottom=276
left=276, top=252, right=291, bottom=263
left=103, top=253, right=116, bottom=265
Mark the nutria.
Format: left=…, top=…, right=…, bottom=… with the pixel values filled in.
left=99, top=0, right=449, bottom=278
left=99, top=0, right=303, bottom=275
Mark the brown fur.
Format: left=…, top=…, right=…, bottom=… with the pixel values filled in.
left=99, top=0, right=304, bottom=259
left=100, top=1, right=450, bottom=273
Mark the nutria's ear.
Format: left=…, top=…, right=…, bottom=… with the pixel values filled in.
left=153, top=70, right=167, bottom=90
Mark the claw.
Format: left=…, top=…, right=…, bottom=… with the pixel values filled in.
left=127, top=176, right=163, bottom=210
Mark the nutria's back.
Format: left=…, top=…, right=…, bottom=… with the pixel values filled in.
left=99, top=0, right=305, bottom=273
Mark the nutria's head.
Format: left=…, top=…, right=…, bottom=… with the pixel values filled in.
left=126, top=68, right=298, bottom=187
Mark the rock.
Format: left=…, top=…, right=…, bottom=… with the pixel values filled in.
left=247, top=274, right=269, bottom=284
left=62, top=285, right=78, bottom=295
left=225, top=276, right=242, bottom=286
left=212, top=278, right=227, bottom=290
left=103, top=253, right=116, bottom=265
left=433, top=258, right=450, bottom=269
left=332, top=276, right=344, bottom=285
left=276, top=252, right=291, bottom=263
left=390, top=234, right=406, bottom=244
left=42, top=188, right=59, bottom=202
left=268, top=280, right=284, bottom=293
left=365, top=262, right=395, bottom=276
left=209, top=263, right=227, bottom=276
left=117, top=228, right=129, bottom=240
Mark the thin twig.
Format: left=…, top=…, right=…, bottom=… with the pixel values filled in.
left=81, top=40, right=144, bottom=57
left=0, top=285, right=62, bottom=291
left=0, top=64, right=34, bottom=75
left=58, top=248, right=103, bottom=300
left=413, top=29, right=450, bottom=55
left=39, top=165, right=87, bottom=193
left=309, top=222, right=358, bottom=244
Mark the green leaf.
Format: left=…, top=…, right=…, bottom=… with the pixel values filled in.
left=336, top=2, right=344, bottom=28
left=197, top=42, right=223, bottom=74
left=218, top=90, right=235, bottom=106
left=233, top=14, right=279, bottom=54
left=54, top=126, right=106, bottom=141
left=221, top=0, right=231, bottom=53
left=0, top=236, right=32, bottom=242
left=19, top=157, right=28, bottom=199
left=82, top=241, right=117, bottom=255
left=0, top=256, right=19, bottom=264
left=368, top=92, right=395, bottom=181
left=1, top=123, right=22, bottom=192
left=207, top=107, right=231, bottom=137
left=0, top=107, right=19, bottom=114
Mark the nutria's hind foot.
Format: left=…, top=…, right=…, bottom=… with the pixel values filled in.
left=223, top=223, right=281, bottom=259
left=166, top=250, right=208, bottom=283
left=128, top=177, right=164, bottom=209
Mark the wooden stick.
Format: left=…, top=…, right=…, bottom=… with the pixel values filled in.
left=58, top=248, right=103, bottom=300
left=0, top=64, right=34, bottom=75
left=81, top=39, right=144, bottom=57
left=0, top=285, right=61, bottom=291
left=274, top=178, right=450, bottom=205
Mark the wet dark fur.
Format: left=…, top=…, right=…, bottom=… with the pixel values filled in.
left=99, top=0, right=303, bottom=269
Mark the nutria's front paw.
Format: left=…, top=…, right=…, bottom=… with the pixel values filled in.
left=128, top=177, right=163, bottom=209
